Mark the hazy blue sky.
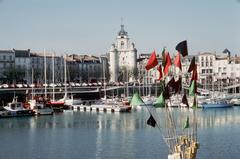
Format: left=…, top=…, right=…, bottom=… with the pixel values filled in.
left=0, top=0, right=239, bottom=55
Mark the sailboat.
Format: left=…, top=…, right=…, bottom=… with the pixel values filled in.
left=47, top=52, right=65, bottom=107
left=58, top=54, right=83, bottom=106
left=27, top=50, right=54, bottom=115
left=90, top=59, right=131, bottom=112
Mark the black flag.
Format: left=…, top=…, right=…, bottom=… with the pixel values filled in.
left=187, top=57, right=196, bottom=73
left=182, top=93, right=189, bottom=108
left=176, top=40, right=188, bottom=57
left=147, top=115, right=157, bottom=127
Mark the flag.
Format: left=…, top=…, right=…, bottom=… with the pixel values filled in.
left=163, top=52, right=172, bottom=75
left=157, top=65, right=163, bottom=80
left=145, top=50, right=158, bottom=70
left=191, top=66, right=198, bottom=82
left=163, top=85, right=170, bottom=99
left=174, top=77, right=182, bottom=94
left=192, top=95, right=197, bottom=109
left=189, top=80, right=196, bottom=96
left=167, top=77, right=175, bottom=88
left=147, top=115, right=157, bottom=127
left=176, top=40, right=188, bottom=57
left=174, top=52, right=182, bottom=70
left=162, top=47, right=166, bottom=67
left=130, top=92, right=144, bottom=107
left=166, top=77, right=181, bottom=94
left=188, top=57, right=196, bottom=73
left=182, top=93, right=189, bottom=108
left=154, top=92, right=165, bottom=108
left=183, top=116, right=189, bottom=129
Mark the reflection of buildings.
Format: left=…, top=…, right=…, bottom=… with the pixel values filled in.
left=198, top=108, right=240, bottom=128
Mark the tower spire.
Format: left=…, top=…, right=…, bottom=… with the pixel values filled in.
left=118, top=17, right=128, bottom=36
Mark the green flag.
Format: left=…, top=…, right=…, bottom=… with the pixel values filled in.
left=154, top=92, right=165, bottom=108
left=189, top=80, right=195, bottom=96
left=192, top=95, right=197, bottom=109
left=183, top=116, right=189, bottom=129
left=130, top=92, right=144, bottom=106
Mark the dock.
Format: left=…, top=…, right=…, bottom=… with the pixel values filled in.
left=71, top=104, right=131, bottom=113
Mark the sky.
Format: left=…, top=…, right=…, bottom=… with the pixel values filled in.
left=0, top=0, right=239, bottom=56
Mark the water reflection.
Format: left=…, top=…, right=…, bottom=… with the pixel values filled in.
left=1, top=107, right=240, bottom=130
left=199, top=107, right=240, bottom=128
left=0, top=111, right=149, bottom=130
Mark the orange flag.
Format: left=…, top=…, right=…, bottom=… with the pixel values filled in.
left=174, top=52, right=182, bottom=70
left=163, top=52, right=172, bottom=75
left=157, top=64, right=163, bottom=80
left=145, top=50, right=158, bottom=70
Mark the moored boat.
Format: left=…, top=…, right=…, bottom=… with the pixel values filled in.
left=0, top=97, right=35, bottom=118
left=202, top=99, right=233, bottom=108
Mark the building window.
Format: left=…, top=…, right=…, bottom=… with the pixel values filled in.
left=202, top=69, right=205, bottom=73
left=3, top=56, right=5, bottom=60
left=121, top=41, right=124, bottom=49
left=206, top=62, right=208, bottom=67
left=201, top=62, right=204, bottom=67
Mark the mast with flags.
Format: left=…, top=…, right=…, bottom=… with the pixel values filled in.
left=144, top=40, right=199, bottom=159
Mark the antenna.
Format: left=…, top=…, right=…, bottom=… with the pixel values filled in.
left=121, top=17, right=123, bottom=25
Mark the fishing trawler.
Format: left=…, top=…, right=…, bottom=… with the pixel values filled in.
left=0, top=97, right=35, bottom=118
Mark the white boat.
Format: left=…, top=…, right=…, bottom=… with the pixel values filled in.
left=33, top=103, right=54, bottom=115
left=28, top=66, right=54, bottom=115
left=202, top=98, right=233, bottom=108
left=0, top=97, right=35, bottom=118
left=58, top=54, right=82, bottom=106
left=230, top=97, right=240, bottom=106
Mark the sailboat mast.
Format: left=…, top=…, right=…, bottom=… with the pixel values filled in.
left=31, top=68, right=34, bottom=100
left=103, top=59, right=106, bottom=99
left=64, top=54, right=67, bottom=98
left=44, top=49, right=47, bottom=99
left=126, top=68, right=129, bottom=97
left=52, top=52, right=55, bottom=101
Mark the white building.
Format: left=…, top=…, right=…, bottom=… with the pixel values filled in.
left=198, top=50, right=240, bottom=90
left=109, top=24, right=137, bottom=82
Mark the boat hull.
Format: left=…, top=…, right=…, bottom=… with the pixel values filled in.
left=0, top=110, right=35, bottom=118
left=202, top=103, right=233, bottom=108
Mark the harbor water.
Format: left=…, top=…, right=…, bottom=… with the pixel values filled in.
left=1, top=107, right=240, bottom=159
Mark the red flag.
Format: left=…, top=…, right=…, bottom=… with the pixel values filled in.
left=145, top=51, right=158, bottom=70
left=157, top=65, right=163, bottom=80
left=174, top=52, right=182, bottom=70
left=163, top=52, right=172, bottom=75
